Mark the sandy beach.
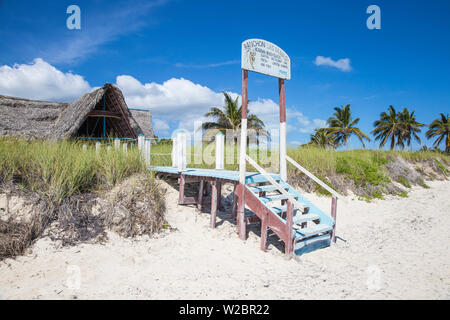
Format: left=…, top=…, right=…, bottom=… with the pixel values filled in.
left=0, top=179, right=449, bottom=300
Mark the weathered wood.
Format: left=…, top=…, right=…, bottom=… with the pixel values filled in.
left=178, top=174, right=185, bottom=205
left=217, top=181, right=222, bottom=210
left=285, top=200, right=294, bottom=255
left=279, top=78, right=287, bottom=181
left=197, top=180, right=204, bottom=210
left=210, top=181, right=218, bottom=228
left=238, top=69, right=248, bottom=241
left=331, top=196, right=337, bottom=243
left=236, top=183, right=246, bottom=239
left=231, top=183, right=238, bottom=220
left=261, top=215, right=268, bottom=252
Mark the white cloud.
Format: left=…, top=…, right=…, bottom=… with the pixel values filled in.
left=0, top=58, right=92, bottom=101
left=290, top=111, right=327, bottom=133
left=116, top=75, right=224, bottom=118
left=314, top=56, right=352, bottom=72
left=153, top=119, right=170, bottom=135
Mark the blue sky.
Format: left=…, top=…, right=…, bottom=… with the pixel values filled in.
left=0, top=0, right=449, bottom=150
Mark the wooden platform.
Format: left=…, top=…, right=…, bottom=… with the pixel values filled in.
left=151, top=166, right=280, bottom=183
left=150, top=166, right=334, bottom=256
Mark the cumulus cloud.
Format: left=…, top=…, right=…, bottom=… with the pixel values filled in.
left=153, top=119, right=170, bottom=135
left=314, top=56, right=352, bottom=72
left=291, top=111, right=327, bottom=133
left=116, top=75, right=224, bottom=118
left=0, top=58, right=92, bottom=101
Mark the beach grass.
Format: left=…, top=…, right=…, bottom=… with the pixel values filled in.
left=0, top=137, right=147, bottom=203
left=1, top=138, right=448, bottom=202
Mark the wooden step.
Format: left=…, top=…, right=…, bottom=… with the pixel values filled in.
left=245, top=173, right=281, bottom=184
left=260, top=193, right=298, bottom=203
left=248, top=183, right=290, bottom=193
left=293, top=224, right=332, bottom=240
left=270, top=204, right=308, bottom=215
left=293, top=213, right=320, bottom=224
left=294, top=234, right=331, bottom=255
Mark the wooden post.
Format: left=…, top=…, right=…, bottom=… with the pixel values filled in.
left=123, top=142, right=128, bottom=154
left=285, top=200, right=294, bottom=255
left=210, top=181, right=217, bottom=228
left=216, top=181, right=222, bottom=210
left=96, top=141, right=101, bottom=154
left=172, top=136, right=177, bottom=167
left=114, top=138, right=120, bottom=150
left=145, top=138, right=151, bottom=166
left=197, top=180, right=204, bottom=210
left=138, top=134, right=145, bottom=152
left=231, top=183, right=238, bottom=220
left=215, top=132, right=224, bottom=170
left=279, top=78, right=287, bottom=181
left=177, top=132, right=186, bottom=171
left=331, top=196, right=338, bottom=243
left=238, top=69, right=248, bottom=240
left=261, top=214, right=268, bottom=251
left=82, top=144, right=87, bottom=153
left=178, top=174, right=185, bottom=205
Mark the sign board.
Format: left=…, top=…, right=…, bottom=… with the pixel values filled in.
left=241, top=39, right=291, bottom=80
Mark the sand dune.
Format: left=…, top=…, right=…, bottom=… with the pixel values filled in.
left=0, top=180, right=449, bottom=299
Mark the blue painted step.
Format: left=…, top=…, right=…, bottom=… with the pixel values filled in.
left=270, top=204, right=308, bottom=215
left=247, top=183, right=290, bottom=193
left=245, top=173, right=281, bottom=184
left=259, top=193, right=299, bottom=203
left=293, top=224, right=332, bottom=240
left=293, top=213, right=320, bottom=224
left=294, top=234, right=331, bottom=255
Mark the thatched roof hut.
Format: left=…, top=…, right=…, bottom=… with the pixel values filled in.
left=0, top=84, right=155, bottom=140
left=129, top=109, right=154, bottom=139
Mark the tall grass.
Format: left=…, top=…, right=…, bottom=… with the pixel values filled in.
left=1, top=137, right=448, bottom=201
left=0, top=137, right=146, bottom=203
left=287, top=146, right=449, bottom=177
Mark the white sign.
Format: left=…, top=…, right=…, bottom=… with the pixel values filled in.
left=241, top=39, right=291, bottom=80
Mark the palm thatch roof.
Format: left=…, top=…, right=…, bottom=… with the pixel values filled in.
left=129, top=109, right=154, bottom=139
left=0, top=83, right=154, bottom=140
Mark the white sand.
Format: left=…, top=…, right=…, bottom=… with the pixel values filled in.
left=0, top=180, right=449, bottom=300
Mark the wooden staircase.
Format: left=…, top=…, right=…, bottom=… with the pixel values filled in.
left=238, top=173, right=335, bottom=256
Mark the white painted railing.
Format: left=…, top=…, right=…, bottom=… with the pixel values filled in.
left=245, top=155, right=306, bottom=212
left=286, top=155, right=346, bottom=202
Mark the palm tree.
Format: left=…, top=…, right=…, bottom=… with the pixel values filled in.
left=371, top=105, right=401, bottom=150
left=327, top=104, right=370, bottom=150
left=426, top=113, right=450, bottom=153
left=201, top=92, right=267, bottom=143
left=308, top=128, right=337, bottom=150
left=398, top=108, right=424, bottom=151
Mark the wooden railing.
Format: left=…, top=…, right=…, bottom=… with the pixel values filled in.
left=286, top=155, right=346, bottom=242
left=245, top=155, right=306, bottom=212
